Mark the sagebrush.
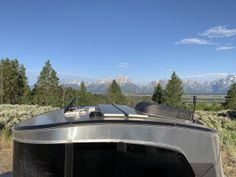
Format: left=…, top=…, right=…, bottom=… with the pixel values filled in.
left=196, top=110, right=236, bottom=176
left=196, top=110, right=236, bottom=148
left=0, top=104, right=57, bottom=130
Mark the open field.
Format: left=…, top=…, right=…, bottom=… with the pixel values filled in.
left=183, top=94, right=226, bottom=103
left=0, top=105, right=235, bottom=176
left=125, top=94, right=226, bottom=104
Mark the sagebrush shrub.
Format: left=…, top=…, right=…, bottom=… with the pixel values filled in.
left=0, top=104, right=57, bottom=131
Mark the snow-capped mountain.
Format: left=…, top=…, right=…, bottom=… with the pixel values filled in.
left=65, top=80, right=82, bottom=85
left=211, top=75, right=236, bottom=93
left=115, top=76, right=132, bottom=85
left=94, top=76, right=131, bottom=85
left=62, top=74, right=236, bottom=94
left=182, top=80, right=212, bottom=94
left=87, top=76, right=141, bottom=93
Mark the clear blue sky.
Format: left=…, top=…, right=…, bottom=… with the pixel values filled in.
left=0, top=0, right=235, bottom=84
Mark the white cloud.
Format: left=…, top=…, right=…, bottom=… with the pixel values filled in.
left=202, top=26, right=236, bottom=38
left=117, top=62, right=130, bottom=68
left=175, top=38, right=211, bottom=45
left=216, top=46, right=235, bottom=51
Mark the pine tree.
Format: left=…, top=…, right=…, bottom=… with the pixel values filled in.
left=18, top=64, right=31, bottom=104
left=0, top=59, right=30, bottom=104
left=61, top=87, right=78, bottom=106
left=33, top=60, right=61, bottom=107
left=107, top=80, right=125, bottom=104
left=80, top=81, right=86, bottom=93
left=164, top=72, right=183, bottom=107
left=225, top=83, right=236, bottom=110
left=79, top=81, right=87, bottom=106
left=49, top=69, right=61, bottom=106
left=152, top=83, right=164, bottom=104
left=12, top=59, right=21, bottom=103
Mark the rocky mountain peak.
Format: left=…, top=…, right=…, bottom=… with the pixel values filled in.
left=115, top=75, right=131, bottom=85
left=63, top=74, right=236, bottom=94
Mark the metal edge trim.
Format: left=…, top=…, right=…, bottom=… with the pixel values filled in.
left=13, top=120, right=217, bottom=133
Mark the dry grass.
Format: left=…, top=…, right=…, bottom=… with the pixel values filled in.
left=0, top=130, right=13, bottom=174
left=221, top=148, right=236, bottom=177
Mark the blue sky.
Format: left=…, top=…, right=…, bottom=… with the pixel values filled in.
left=0, top=0, right=235, bottom=84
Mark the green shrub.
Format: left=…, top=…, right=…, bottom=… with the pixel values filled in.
left=0, top=104, right=57, bottom=131
left=195, top=102, right=223, bottom=111
left=196, top=110, right=236, bottom=148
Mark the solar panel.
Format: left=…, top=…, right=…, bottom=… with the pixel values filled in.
left=114, top=105, right=148, bottom=118
left=98, top=104, right=125, bottom=117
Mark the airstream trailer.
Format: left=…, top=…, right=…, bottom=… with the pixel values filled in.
left=6, top=101, right=224, bottom=177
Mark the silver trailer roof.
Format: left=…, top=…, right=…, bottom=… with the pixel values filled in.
left=14, top=103, right=211, bottom=131
left=13, top=103, right=224, bottom=177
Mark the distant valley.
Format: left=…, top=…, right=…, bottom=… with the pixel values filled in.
left=62, top=74, right=236, bottom=94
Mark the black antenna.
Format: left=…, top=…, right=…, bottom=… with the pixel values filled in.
left=193, top=96, right=197, bottom=114
left=64, top=97, right=79, bottom=113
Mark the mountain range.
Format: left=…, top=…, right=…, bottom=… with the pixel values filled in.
left=62, top=74, right=236, bottom=94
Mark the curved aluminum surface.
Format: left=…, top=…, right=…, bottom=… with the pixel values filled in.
left=13, top=122, right=223, bottom=177
left=13, top=105, right=223, bottom=177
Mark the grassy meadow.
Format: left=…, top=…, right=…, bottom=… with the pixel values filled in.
left=0, top=104, right=235, bottom=176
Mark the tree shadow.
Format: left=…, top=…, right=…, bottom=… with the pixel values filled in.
left=227, top=110, right=236, bottom=120
left=217, top=110, right=236, bottom=120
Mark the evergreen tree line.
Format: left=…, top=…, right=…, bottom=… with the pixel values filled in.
left=0, top=59, right=31, bottom=104
left=151, top=71, right=236, bottom=110
left=0, top=59, right=125, bottom=107
left=0, top=58, right=235, bottom=110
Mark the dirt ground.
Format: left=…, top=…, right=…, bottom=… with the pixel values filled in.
left=221, top=148, right=236, bottom=177
left=0, top=137, right=12, bottom=175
